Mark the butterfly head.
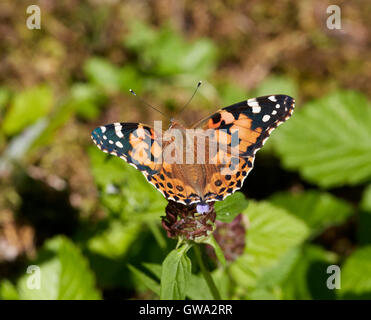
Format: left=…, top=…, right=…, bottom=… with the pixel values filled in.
left=169, top=118, right=186, bottom=130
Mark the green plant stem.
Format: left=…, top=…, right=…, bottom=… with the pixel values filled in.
left=194, top=244, right=221, bottom=300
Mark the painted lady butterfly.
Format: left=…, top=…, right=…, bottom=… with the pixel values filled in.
left=91, top=95, right=294, bottom=208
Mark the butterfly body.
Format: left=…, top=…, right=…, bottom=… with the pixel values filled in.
left=92, top=94, right=295, bottom=206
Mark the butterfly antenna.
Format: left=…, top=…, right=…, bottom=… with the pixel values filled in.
left=129, top=89, right=169, bottom=118
left=178, top=81, right=202, bottom=116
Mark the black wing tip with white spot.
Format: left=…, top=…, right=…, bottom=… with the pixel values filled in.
left=248, top=94, right=295, bottom=153
left=253, top=94, right=295, bottom=114
left=91, top=123, right=129, bottom=157
left=246, top=94, right=294, bottom=127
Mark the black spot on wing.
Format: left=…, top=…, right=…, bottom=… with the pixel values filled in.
left=211, top=113, right=221, bottom=123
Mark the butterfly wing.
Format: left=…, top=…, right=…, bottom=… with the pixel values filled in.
left=91, top=122, right=163, bottom=176
left=91, top=122, right=195, bottom=204
left=150, top=163, right=202, bottom=205
left=197, top=94, right=295, bottom=202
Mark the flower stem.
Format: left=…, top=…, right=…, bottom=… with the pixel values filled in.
left=194, top=244, right=221, bottom=300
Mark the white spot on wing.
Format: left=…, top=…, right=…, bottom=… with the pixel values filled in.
left=114, top=124, right=123, bottom=138
left=252, top=106, right=261, bottom=113
left=100, top=126, right=106, bottom=133
left=262, top=115, right=270, bottom=122
left=115, top=141, right=123, bottom=148
left=276, top=104, right=280, bottom=109
left=272, top=110, right=277, bottom=115
left=268, top=96, right=277, bottom=102
left=247, top=98, right=259, bottom=107
left=109, top=140, right=114, bottom=144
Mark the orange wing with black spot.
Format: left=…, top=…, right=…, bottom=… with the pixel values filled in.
left=197, top=95, right=295, bottom=202
left=91, top=122, right=163, bottom=176
left=148, top=164, right=201, bottom=205
left=91, top=121, right=198, bottom=205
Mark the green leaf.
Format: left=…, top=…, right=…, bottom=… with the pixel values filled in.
left=0, top=280, right=19, bottom=300
left=84, top=57, right=121, bottom=92
left=160, top=244, right=192, bottom=300
left=124, top=21, right=217, bottom=77
left=180, top=38, right=217, bottom=76
left=186, top=274, right=214, bottom=300
left=142, top=263, right=163, bottom=280
left=339, top=246, right=371, bottom=299
left=89, top=146, right=127, bottom=186
left=204, top=236, right=226, bottom=267
left=269, top=190, right=353, bottom=236
left=3, top=85, right=53, bottom=135
left=88, top=146, right=166, bottom=219
left=215, top=192, right=249, bottom=222
left=253, top=75, right=298, bottom=100
left=128, top=264, right=160, bottom=296
left=87, top=219, right=142, bottom=259
left=229, top=201, right=309, bottom=290
left=31, top=98, right=77, bottom=148
left=124, top=20, right=157, bottom=52
left=279, top=245, right=337, bottom=300
left=247, top=245, right=337, bottom=300
left=247, top=288, right=278, bottom=300
left=218, top=82, right=247, bottom=106
left=256, top=246, right=302, bottom=290
left=210, top=267, right=231, bottom=300
left=118, top=65, right=144, bottom=94
left=147, top=221, right=167, bottom=250
left=70, top=83, right=106, bottom=120
left=17, top=236, right=101, bottom=300
left=274, top=90, right=371, bottom=188
left=142, top=263, right=227, bottom=300
left=143, top=263, right=213, bottom=300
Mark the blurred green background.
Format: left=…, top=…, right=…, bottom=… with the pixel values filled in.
left=0, top=0, right=371, bottom=300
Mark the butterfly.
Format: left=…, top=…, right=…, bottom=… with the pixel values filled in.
left=91, top=94, right=294, bottom=208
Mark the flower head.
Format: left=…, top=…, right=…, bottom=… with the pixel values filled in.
left=162, top=201, right=216, bottom=241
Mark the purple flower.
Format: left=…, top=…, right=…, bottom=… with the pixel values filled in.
left=196, top=204, right=209, bottom=214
